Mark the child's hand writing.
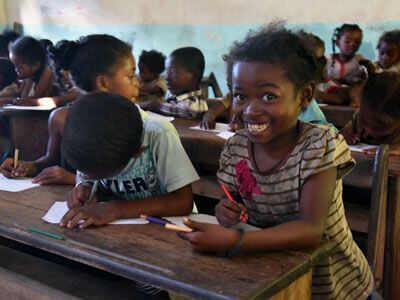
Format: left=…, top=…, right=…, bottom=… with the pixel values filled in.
left=200, top=111, right=216, bottom=130
left=67, top=185, right=98, bottom=209
left=178, top=218, right=242, bottom=253
left=0, top=158, right=14, bottom=177
left=60, top=202, right=121, bottom=229
left=215, top=197, right=247, bottom=227
left=32, top=166, right=76, bottom=185
left=340, top=122, right=359, bottom=145
left=0, top=158, right=36, bottom=178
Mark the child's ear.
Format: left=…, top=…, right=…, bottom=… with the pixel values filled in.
left=95, top=75, right=109, bottom=91
left=300, top=81, right=316, bottom=108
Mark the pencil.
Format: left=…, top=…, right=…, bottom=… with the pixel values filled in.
left=27, top=227, right=65, bottom=240
left=164, top=223, right=193, bottom=232
left=13, top=148, right=19, bottom=169
left=86, top=180, right=98, bottom=205
left=220, top=183, right=248, bottom=223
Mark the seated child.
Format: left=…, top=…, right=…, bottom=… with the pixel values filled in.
left=317, top=24, right=371, bottom=106
left=201, top=31, right=334, bottom=131
left=0, top=58, right=17, bottom=91
left=137, top=50, right=167, bottom=102
left=0, top=34, right=139, bottom=185
left=0, top=36, right=54, bottom=106
left=374, top=30, right=400, bottom=73
left=341, top=71, right=400, bottom=153
left=179, top=24, right=374, bottom=299
left=139, top=47, right=208, bottom=118
left=59, top=91, right=197, bottom=227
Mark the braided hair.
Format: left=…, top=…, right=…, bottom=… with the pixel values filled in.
left=331, top=24, right=362, bottom=68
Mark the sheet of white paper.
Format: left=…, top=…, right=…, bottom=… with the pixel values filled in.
left=0, top=174, right=39, bottom=192
left=216, top=131, right=235, bottom=140
left=42, top=201, right=149, bottom=225
left=165, top=214, right=260, bottom=231
left=349, top=143, right=379, bottom=153
left=3, top=105, right=55, bottom=111
left=145, top=111, right=174, bottom=122
left=190, top=122, right=230, bottom=133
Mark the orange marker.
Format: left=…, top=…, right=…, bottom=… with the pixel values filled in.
left=220, top=183, right=248, bottom=223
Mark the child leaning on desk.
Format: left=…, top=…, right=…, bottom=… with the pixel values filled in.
left=0, top=34, right=140, bottom=185
left=179, top=24, right=374, bottom=299
left=139, top=46, right=208, bottom=119
left=59, top=91, right=197, bottom=228
left=0, top=36, right=54, bottom=106
left=341, top=71, right=400, bottom=154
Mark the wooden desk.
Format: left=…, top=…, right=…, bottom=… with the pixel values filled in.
left=0, top=108, right=52, bottom=161
left=0, top=186, right=334, bottom=299
left=319, top=105, right=355, bottom=128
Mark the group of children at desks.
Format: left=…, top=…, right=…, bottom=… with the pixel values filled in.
left=0, top=20, right=399, bottom=299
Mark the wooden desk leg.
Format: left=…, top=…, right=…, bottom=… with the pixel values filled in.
left=270, top=270, right=312, bottom=300
left=384, top=177, right=400, bottom=299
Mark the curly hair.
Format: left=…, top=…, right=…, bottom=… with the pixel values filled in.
left=362, top=71, right=400, bottom=124
left=225, top=23, right=317, bottom=90
left=10, top=36, right=47, bottom=66
left=139, top=50, right=166, bottom=75
left=62, top=91, right=143, bottom=175
left=170, top=47, right=205, bottom=84
left=65, top=34, right=132, bottom=92
left=377, top=30, right=400, bottom=48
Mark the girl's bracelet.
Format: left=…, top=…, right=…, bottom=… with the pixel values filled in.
left=225, top=228, right=245, bottom=259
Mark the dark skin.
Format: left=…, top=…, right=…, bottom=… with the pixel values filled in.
left=138, top=57, right=199, bottom=112
left=0, top=107, right=76, bottom=185
left=60, top=179, right=194, bottom=229
left=180, top=61, right=337, bottom=254
left=1, top=55, right=140, bottom=185
left=0, top=54, right=54, bottom=106
left=341, top=104, right=400, bottom=154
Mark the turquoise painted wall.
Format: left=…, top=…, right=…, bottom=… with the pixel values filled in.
left=17, top=21, right=399, bottom=94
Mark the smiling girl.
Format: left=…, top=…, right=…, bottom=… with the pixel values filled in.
left=179, top=24, right=374, bottom=299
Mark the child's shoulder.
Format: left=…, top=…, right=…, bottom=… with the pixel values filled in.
left=141, top=113, right=177, bottom=136
left=300, top=122, right=344, bottom=147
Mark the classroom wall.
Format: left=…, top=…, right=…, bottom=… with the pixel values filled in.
left=2, top=0, right=400, bottom=93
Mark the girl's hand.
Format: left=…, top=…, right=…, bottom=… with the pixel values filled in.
left=0, top=158, right=37, bottom=178
left=32, top=166, right=75, bottom=185
left=215, top=197, right=247, bottom=227
left=0, top=158, right=15, bottom=177
left=178, top=218, right=242, bottom=253
left=200, top=111, right=216, bottom=130
left=228, top=114, right=243, bottom=132
left=60, top=202, right=121, bottom=229
left=67, top=185, right=98, bottom=209
left=340, top=122, right=359, bottom=145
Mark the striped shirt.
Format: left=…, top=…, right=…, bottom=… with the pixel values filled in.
left=217, top=122, right=374, bottom=299
left=159, top=89, right=208, bottom=119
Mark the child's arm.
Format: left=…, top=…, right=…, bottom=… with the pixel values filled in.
left=340, top=111, right=360, bottom=145
left=61, top=184, right=193, bottom=228
left=139, top=81, right=164, bottom=96
left=179, top=167, right=337, bottom=253
left=13, top=88, right=80, bottom=107
left=31, top=66, right=54, bottom=98
left=200, top=101, right=228, bottom=130
left=4, top=107, right=75, bottom=185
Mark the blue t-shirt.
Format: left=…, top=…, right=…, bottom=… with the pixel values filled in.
left=299, top=99, right=337, bottom=132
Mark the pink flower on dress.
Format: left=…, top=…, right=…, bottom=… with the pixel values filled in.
left=235, top=159, right=261, bottom=201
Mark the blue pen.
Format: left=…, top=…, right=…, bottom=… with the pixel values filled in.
left=140, top=215, right=172, bottom=225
